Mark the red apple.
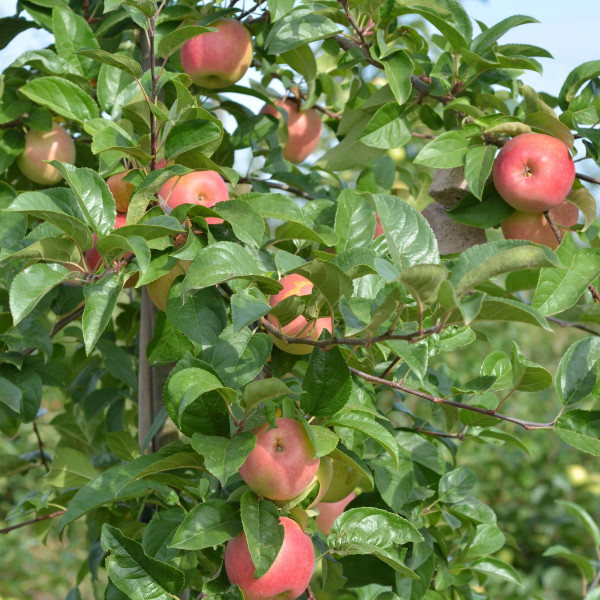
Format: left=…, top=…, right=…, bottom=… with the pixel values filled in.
left=239, top=418, right=320, bottom=501
left=17, top=122, right=76, bottom=185
left=107, top=170, right=135, bottom=214
left=267, top=274, right=332, bottom=355
left=180, top=19, right=253, bottom=89
left=146, top=259, right=192, bottom=312
left=225, top=516, right=314, bottom=600
left=501, top=201, right=579, bottom=250
left=315, top=492, right=355, bottom=535
left=492, top=133, right=575, bottom=212
left=260, top=99, right=322, bottom=163
left=374, top=213, right=384, bottom=238
left=85, top=214, right=129, bottom=273
left=158, top=170, right=229, bottom=224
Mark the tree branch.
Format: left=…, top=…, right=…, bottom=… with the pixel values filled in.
left=33, top=421, right=49, bottom=473
left=575, top=172, right=600, bottom=185
left=239, top=178, right=315, bottom=200
left=0, top=510, right=65, bottom=535
left=348, top=366, right=556, bottom=431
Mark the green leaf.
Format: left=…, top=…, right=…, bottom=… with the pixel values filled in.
left=438, top=467, right=476, bottom=503
left=182, top=242, right=281, bottom=295
left=242, top=378, right=291, bottom=411
left=327, top=411, right=400, bottom=468
left=240, top=492, right=285, bottom=578
left=205, top=326, right=272, bottom=389
left=554, top=410, right=600, bottom=456
left=464, top=145, right=496, bottom=200
left=82, top=273, right=125, bottom=355
left=60, top=453, right=203, bottom=530
left=20, top=76, right=99, bottom=123
left=164, top=119, right=223, bottom=161
left=0, top=17, right=39, bottom=51
left=170, top=500, right=242, bottom=550
left=157, top=25, right=214, bottom=58
left=301, top=347, right=352, bottom=417
left=542, top=545, right=595, bottom=581
left=382, top=51, right=414, bottom=106
left=334, top=190, right=375, bottom=254
left=265, top=10, right=341, bottom=54
left=397, top=6, right=467, bottom=52
left=76, top=48, right=142, bottom=79
left=191, top=432, right=256, bottom=486
left=231, top=289, right=271, bottom=333
left=469, top=558, right=522, bottom=586
left=466, top=524, right=505, bottom=558
left=447, top=185, right=515, bottom=229
left=532, top=239, right=600, bottom=316
left=0, top=377, right=22, bottom=414
left=372, top=456, right=414, bottom=513
left=164, top=367, right=234, bottom=437
left=559, top=60, right=600, bottom=109
left=450, top=240, right=560, bottom=296
left=206, top=200, right=265, bottom=248
left=50, top=162, right=116, bottom=236
left=101, top=524, right=185, bottom=600
left=373, top=194, right=440, bottom=268
left=385, top=340, right=429, bottom=383
left=10, top=263, right=78, bottom=325
left=399, top=264, right=448, bottom=310
left=45, top=447, right=98, bottom=488
left=511, top=342, right=552, bottom=392
left=0, top=129, right=25, bottom=173
left=359, top=103, right=411, bottom=149
left=555, top=337, right=600, bottom=406
left=475, top=298, right=551, bottom=331
left=291, top=259, right=353, bottom=309
left=555, top=500, right=600, bottom=547
left=470, top=15, right=539, bottom=54
left=414, top=131, right=469, bottom=168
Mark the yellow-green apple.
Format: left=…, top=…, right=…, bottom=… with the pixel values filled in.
left=85, top=213, right=129, bottom=273
left=267, top=274, right=332, bottom=355
left=225, top=516, right=314, bottom=600
left=107, top=170, right=135, bottom=214
left=158, top=170, right=229, bottom=224
left=17, top=122, right=76, bottom=185
left=501, top=201, right=578, bottom=249
left=239, top=418, right=319, bottom=501
left=315, top=492, right=355, bottom=535
left=260, top=99, right=322, bottom=163
left=492, top=133, right=575, bottom=212
left=146, top=259, right=192, bottom=312
left=180, top=19, right=253, bottom=89
left=320, top=457, right=362, bottom=503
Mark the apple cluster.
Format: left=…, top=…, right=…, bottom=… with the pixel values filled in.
left=225, top=417, right=358, bottom=600
left=493, top=133, right=578, bottom=248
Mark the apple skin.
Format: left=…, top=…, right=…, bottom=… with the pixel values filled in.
left=320, top=458, right=361, bottom=503
left=225, top=516, right=314, bottom=600
left=85, top=213, right=129, bottom=273
left=239, top=418, right=320, bottom=501
left=492, top=133, right=575, bottom=212
left=17, top=122, right=76, bottom=186
left=501, top=201, right=579, bottom=249
left=146, top=259, right=192, bottom=312
left=260, top=100, right=322, bottom=163
left=315, top=492, right=356, bottom=535
left=267, top=274, right=332, bottom=355
left=180, top=19, right=253, bottom=89
left=158, top=170, right=229, bottom=224
left=374, top=213, right=384, bottom=238
left=107, top=170, right=135, bottom=214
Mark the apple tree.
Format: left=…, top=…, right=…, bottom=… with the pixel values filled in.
left=1, top=0, right=600, bottom=599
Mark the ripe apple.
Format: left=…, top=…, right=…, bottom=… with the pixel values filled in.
left=107, top=170, right=135, bottom=214
left=501, top=201, right=579, bottom=249
left=17, top=122, right=76, bottom=186
left=146, top=259, right=192, bottom=312
left=267, top=274, right=332, bottom=355
left=225, top=516, right=314, bottom=600
left=315, top=492, right=355, bottom=535
left=492, top=133, right=575, bottom=212
left=278, top=456, right=333, bottom=508
left=320, top=457, right=362, bottom=503
left=158, top=170, right=229, bottom=224
left=260, top=99, right=322, bottom=163
left=239, top=418, right=320, bottom=501
left=180, top=18, right=253, bottom=89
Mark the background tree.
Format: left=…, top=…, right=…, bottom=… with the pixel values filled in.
left=1, top=1, right=600, bottom=600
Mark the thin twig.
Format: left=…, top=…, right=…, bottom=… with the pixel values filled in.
left=306, top=586, right=317, bottom=600
left=546, top=316, right=600, bottom=337
left=33, top=421, right=49, bottom=473
left=348, top=366, right=556, bottom=431
left=0, top=511, right=65, bottom=534
left=575, top=172, right=600, bottom=185
left=239, top=178, right=315, bottom=200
